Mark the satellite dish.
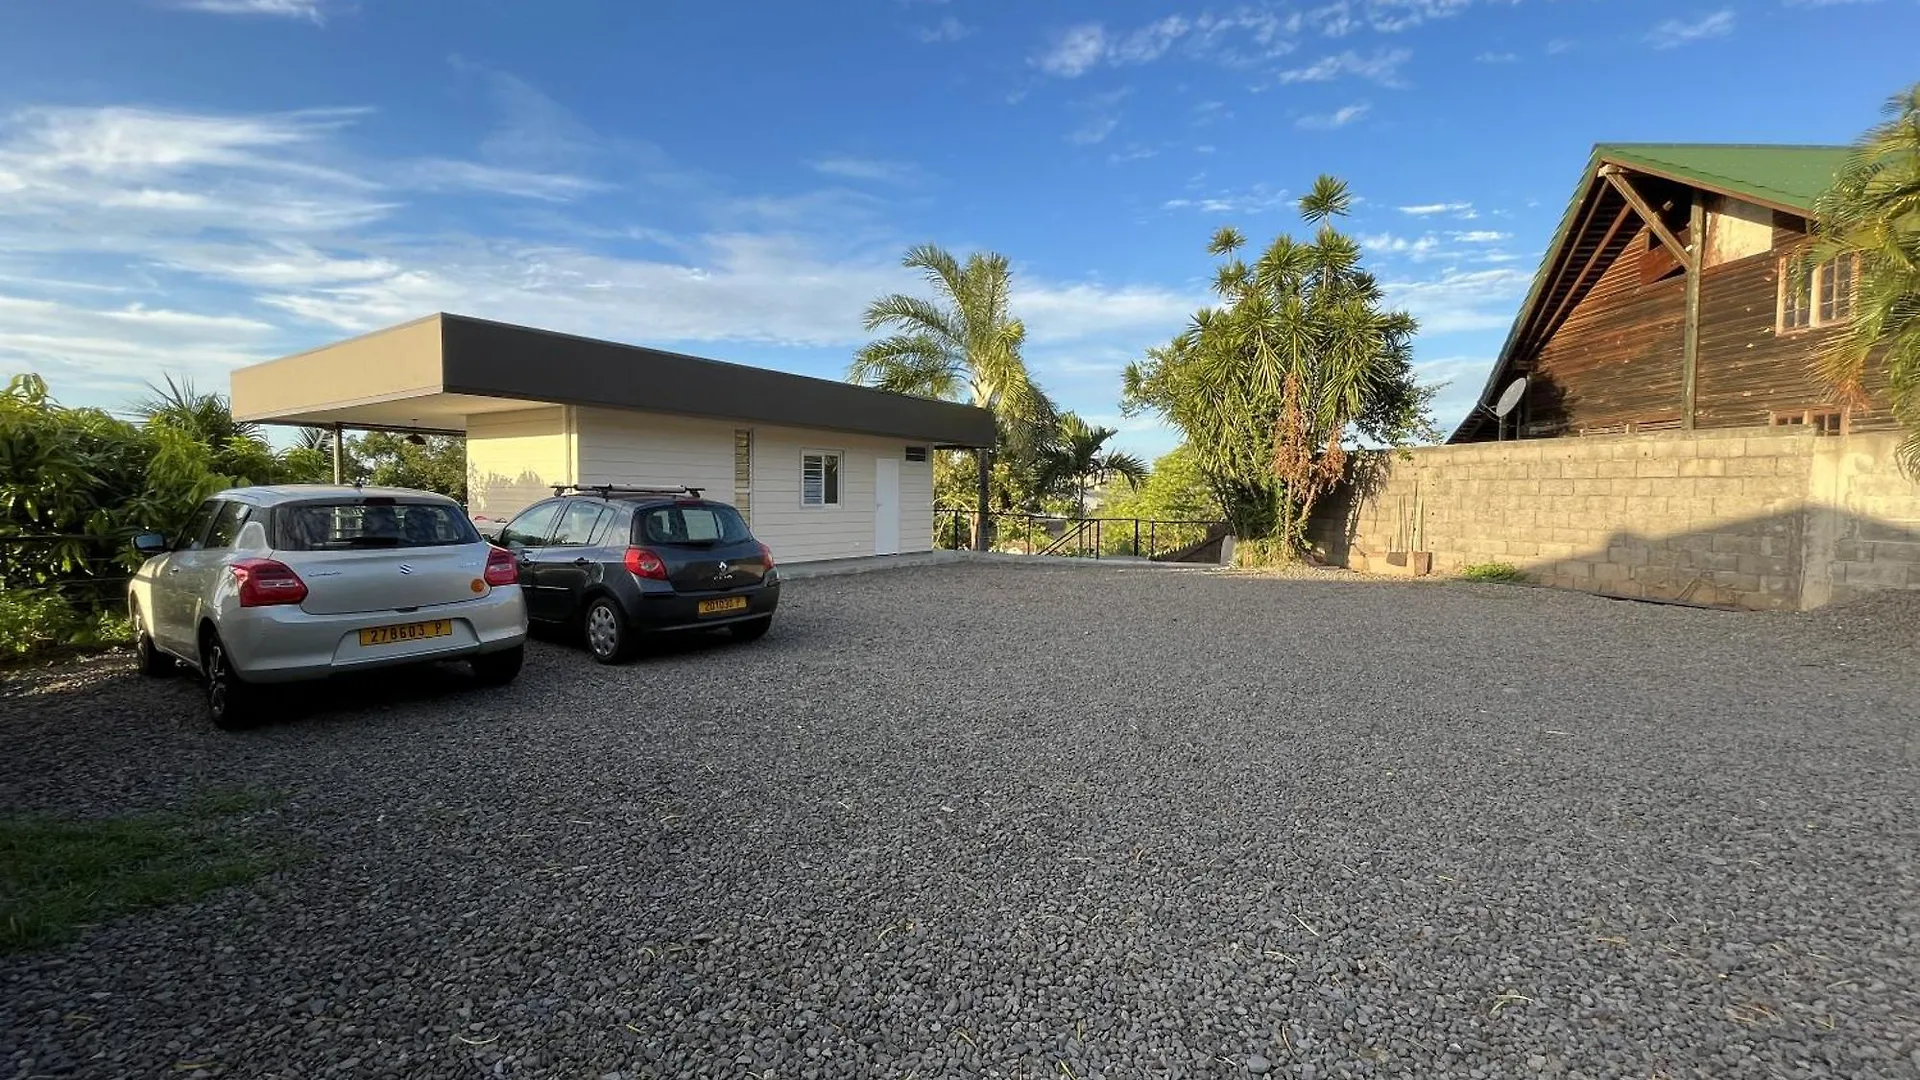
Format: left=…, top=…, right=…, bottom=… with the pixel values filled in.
left=1493, top=376, right=1529, bottom=418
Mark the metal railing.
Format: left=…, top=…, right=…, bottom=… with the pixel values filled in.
left=932, top=509, right=1222, bottom=560
left=0, top=533, right=136, bottom=610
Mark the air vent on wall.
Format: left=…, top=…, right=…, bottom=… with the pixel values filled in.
left=905, top=446, right=929, bottom=462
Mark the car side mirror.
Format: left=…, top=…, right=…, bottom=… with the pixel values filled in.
left=132, top=531, right=168, bottom=556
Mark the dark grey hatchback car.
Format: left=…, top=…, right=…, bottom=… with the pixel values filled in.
left=495, top=486, right=779, bottom=663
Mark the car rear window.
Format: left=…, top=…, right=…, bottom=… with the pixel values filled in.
left=635, top=503, right=751, bottom=546
left=273, top=500, right=480, bottom=551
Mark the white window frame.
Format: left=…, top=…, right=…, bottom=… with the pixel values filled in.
left=801, top=449, right=843, bottom=509
left=1778, top=252, right=1857, bottom=333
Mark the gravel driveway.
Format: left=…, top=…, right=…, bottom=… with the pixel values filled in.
left=2, top=562, right=1917, bottom=1080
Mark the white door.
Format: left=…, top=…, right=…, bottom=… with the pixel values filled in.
left=874, top=456, right=901, bottom=556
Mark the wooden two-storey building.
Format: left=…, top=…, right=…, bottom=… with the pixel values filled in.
left=1451, top=144, right=1880, bottom=443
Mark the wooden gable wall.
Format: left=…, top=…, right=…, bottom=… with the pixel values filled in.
left=1519, top=223, right=1685, bottom=436
left=1516, top=199, right=1895, bottom=438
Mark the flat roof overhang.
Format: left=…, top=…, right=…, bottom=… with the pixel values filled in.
left=230, top=313, right=998, bottom=446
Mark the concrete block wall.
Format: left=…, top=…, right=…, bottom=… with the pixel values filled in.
left=1313, top=427, right=1920, bottom=611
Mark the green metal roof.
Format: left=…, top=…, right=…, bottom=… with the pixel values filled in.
left=1595, top=143, right=1850, bottom=213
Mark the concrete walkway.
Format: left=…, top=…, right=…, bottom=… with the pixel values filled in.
left=776, top=549, right=1215, bottom=581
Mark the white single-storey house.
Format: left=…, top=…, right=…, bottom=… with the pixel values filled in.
left=229, top=313, right=995, bottom=563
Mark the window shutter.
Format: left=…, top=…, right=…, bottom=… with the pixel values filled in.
left=802, top=454, right=824, bottom=506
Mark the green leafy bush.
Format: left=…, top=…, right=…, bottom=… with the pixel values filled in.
left=0, top=590, right=79, bottom=659
left=1460, top=561, right=1528, bottom=583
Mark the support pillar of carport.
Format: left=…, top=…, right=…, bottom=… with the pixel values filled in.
left=331, top=423, right=345, bottom=484
left=974, top=446, right=992, bottom=552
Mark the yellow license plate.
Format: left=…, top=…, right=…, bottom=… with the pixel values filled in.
left=358, top=619, right=453, bottom=646
left=697, top=596, right=748, bottom=616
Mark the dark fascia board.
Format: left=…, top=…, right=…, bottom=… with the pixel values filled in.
left=437, top=314, right=997, bottom=447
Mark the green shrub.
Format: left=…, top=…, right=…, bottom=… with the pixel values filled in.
left=0, top=590, right=79, bottom=659
left=1460, top=561, right=1528, bottom=583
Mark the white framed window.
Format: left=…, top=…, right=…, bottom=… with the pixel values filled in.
left=801, top=450, right=842, bottom=507
left=1779, top=253, right=1857, bottom=332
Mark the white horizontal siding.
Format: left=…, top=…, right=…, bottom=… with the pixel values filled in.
left=751, top=426, right=936, bottom=562
left=900, top=453, right=934, bottom=551
left=471, top=406, right=938, bottom=564
left=468, top=407, right=568, bottom=518
left=574, top=408, right=735, bottom=498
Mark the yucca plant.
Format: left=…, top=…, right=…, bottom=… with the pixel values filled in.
left=1123, top=176, right=1434, bottom=554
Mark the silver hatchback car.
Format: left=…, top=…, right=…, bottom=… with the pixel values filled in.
left=128, top=485, right=529, bottom=728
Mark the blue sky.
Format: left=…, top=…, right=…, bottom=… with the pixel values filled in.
left=0, top=0, right=1913, bottom=457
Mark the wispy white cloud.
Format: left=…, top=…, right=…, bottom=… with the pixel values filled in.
left=0, top=99, right=1190, bottom=406
left=807, top=156, right=928, bottom=185
left=397, top=159, right=610, bottom=201
left=1304, top=0, right=1480, bottom=35
left=1107, top=143, right=1159, bottom=164
left=1544, top=38, right=1575, bottom=54
left=1163, top=183, right=1293, bottom=215
left=1296, top=102, right=1372, bottom=129
left=1276, top=48, right=1412, bottom=86
left=1475, top=51, right=1517, bottom=63
left=1032, top=1, right=1519, bottom=78
left=171, top=0, right=327, bottom=22
left=1036, top=23, right=1110, bottom=77
left=1449, top=229, right=1509, bottom=243
left=1398, top=201, right=1475, bottom=218
left=1064, top=87, right=1132, bottom=146
left=1362, top=232, right=1443, bottom=259
left=915, top=16, right=974, bottom=43
left=1383, top=267, right=1531, bottom=333
left=1032, top=9, right=1297, bottom=78
left=1068, top=115, right=1121, bottom=145
left=1646, top=9, right=1734, bottom=48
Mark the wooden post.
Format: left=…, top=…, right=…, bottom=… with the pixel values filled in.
left=1681, top=197, right=1704, bottom=430
left=331, top=424, right=345, bottom=485
left=973, top=446, right=991, bottom=552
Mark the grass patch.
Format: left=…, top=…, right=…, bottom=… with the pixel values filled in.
left=1460, top=561, right=1528, bottom=584
left=0, top=794, right=300, bottom=954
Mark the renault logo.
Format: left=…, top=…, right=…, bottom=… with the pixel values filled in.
left=715, top=561, right=731, bottom=576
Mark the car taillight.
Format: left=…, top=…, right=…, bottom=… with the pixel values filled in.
left=624, top=546, right=668, bottom=581
left=757, top=542, right=775, bottom=568
left=231, top=558, right=308, bottom=608
left=484, top=546, right=518, bottom=586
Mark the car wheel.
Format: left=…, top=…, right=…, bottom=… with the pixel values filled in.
left=202, top=630, right=257, bottom=730
left=583, top=598, right=636, bottom=665
left=471, top=644, right=525, bottom=686
left=730, top=615, right=773, bottom=643
left=132, top=606, right=175, bottom=678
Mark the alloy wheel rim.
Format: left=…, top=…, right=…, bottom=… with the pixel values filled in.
left=587, top=605, right=619, bottom=656
left=207, top=643, right=228, bottom=715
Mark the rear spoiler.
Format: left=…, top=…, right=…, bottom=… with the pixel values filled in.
left=551, top=483, right=705, bottom=499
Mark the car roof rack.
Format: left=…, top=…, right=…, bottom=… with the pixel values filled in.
left=550, top=483, right=705, bottom=499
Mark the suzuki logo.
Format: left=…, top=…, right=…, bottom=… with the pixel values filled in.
left=397, top=564, right=414, bottom=575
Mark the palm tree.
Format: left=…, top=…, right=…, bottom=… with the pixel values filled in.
left=1046, top=413, right=1147, bottom=519
left=849, top=244, right=1057, bottom=463
left=1809, top=82, right=1920, bottom=472
left=135, top=375, right=260, bottom=449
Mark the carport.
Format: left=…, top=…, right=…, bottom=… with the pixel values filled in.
left=229, top=313, right=998, bottom=563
